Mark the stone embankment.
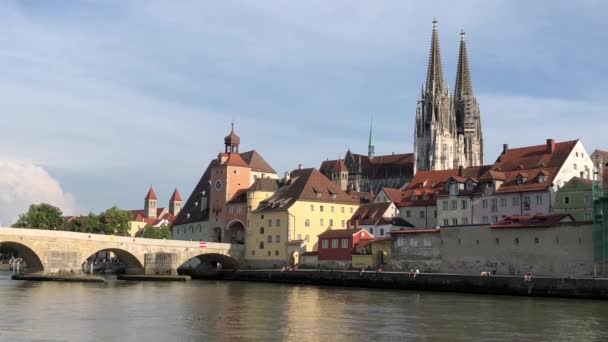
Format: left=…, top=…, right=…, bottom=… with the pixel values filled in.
left=12, top=273, right=104, bottom=282
left=187, top=269, right=608, bottom=299
left=117, top=274, right=191, bottom=281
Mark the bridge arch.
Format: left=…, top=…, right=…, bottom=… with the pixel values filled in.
left=179, top=253, right=240, bottom=271
left=81, top=248, right=144, bottom=275
left=0, top=240, right=44, bottom=273
left=226, top=219, right=245, bottom=244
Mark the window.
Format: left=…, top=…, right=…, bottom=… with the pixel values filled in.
left=449, top=183, right=459, bottom=195
left=259, top=242, right=265, bottom=249
left=491, top=199, right=498, bottom=212
left=523, top=196, right=531, bottom=211
left=305, top=219, right=310, bottom=227
left=341, top=220, right=345, bottom=228
left=331, top=206, right=335, bottom=213
left=322, top=240, right=329, bottom=248
left=423, top=239, right=431, bottom=247
left=320, top=205, right=324, bottom=212
left=275, top=250, right=279, bottom=256
left=452, top=218, right=458, bottom=225
left=482, top=199, right=488, bottom=208
left=406, top=210, right=411, bottom=218
left=380, top=228, right=385, bottom=236
left=419, top=211, right=425, bottom=219
left=331, top=193, right=337, bottom=199
left=331, top=239, right=338, bottom=248
left=534, top=237, right=539, bottom=244
left=500, top=198, right=507, bottom=207
left=316, top=192, right=322, bottom=199
left=350, top=208, right=354, bottom=213
left=443, top=219, right=449, bottom=226
left=564, top=196, right=570, bottom=205
left=328, top=219, right=333, bottom=227
left=538, top=175, right=547, bottom=183
left=513, top=197, right=520, bottom=206
left=268, top=220, right=272, bottom=227
left=268, top=251, right=271, bottom=256
left=275, top=235, right=280, bottom=243
left=251, top=250, right=255, bottom=256
left=451, top=200, right=457, bottom=210
left=535, top=196, right=542, bottom=205
left=476, top=240, right=479, bottom=245
left=370, top=228, right=374, bottom=235
left=517, top=176, right=525, bottom=185
left=412, top=195, right=418, bottom=201
left=297, top=234, right=302, bottom=240
left=462, top=200, right=467, bottom=209
left=341, top=207, right=345, bottom=213
left=410, top=238, right=418, bottom=247
left=276, top=219, right=281, bottom=226
left=574, top=163, right=578, bottom=170
left=341, top=239, right=349, bottom=248
left=462, top=217, right=468, bottom=224
left=482, top=216, right=488, bottom=224
left=305, top=235, right=310, bottom=242
left=442, top=200, right=449, bottom=210
left=310, top=205, right=315, bottom=211
left=320, top=219, right=324, bottom=227
left=267, top=235, right=272, bottom=243
left=514, top=237, right=519, bottom=245
left=434, top=210, right=437, bottom=218
left=585, top=212, right=593, bottom=221
left=495, top=237, right=500, bottom=245
left=260, top=227, right=265, bottom=234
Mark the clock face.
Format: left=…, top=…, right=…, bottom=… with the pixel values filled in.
left=214, top=179, right=223, bottom=191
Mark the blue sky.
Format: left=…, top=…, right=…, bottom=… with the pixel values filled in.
left=1, top=0, right=607, bottom=222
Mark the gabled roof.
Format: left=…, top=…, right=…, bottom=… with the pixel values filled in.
left=255, top=168, right=358, bottom=212
left=221, top=152, right=249, bottom=167
left=320, top=152, right=414, bottom=182
left=398, top=189, right=437, bottom=207
left=351, top=202, right=392, bottom=225
left=172, top=160, right=215, bottom=226
left=493, top=140, right=577, bottom=171
left=491, top=214, right=574, bottom=229
left=240, top=150, right=277, bottom=174
left=380, top=188, right=405, bottom=204
left=331, top=159, right=348, bottom=173
left=250, top=177, right=279, bottom=192
left=408, top=165, right=491, bottom=191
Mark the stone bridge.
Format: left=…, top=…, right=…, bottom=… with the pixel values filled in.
left=0, top=227, right=243, bottom=275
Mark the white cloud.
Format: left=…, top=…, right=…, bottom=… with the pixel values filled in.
left=0, top=161, right=76, bottom=226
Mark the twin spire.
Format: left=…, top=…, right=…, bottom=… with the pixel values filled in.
left=425, top=19, right=474, bottom=98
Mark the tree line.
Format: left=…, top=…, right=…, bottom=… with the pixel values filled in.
left=11, top=203, right=170, bottom=239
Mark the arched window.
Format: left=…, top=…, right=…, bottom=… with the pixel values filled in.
left=305, top=219, right=310, bottom=227
left=267, top=235, right=272, bottom=243
left=275, top=250, right=279, bottom=256
left=275, top=235, right=281, bottom=243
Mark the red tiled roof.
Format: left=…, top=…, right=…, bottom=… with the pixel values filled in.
left=145, top=187, right=158, bottom=200
left=221, top=153, right=249, bottom=167
left=240, top=150, right=277, bottom=174
left=398, top=189, right=437, bottom=207
left=493, top=139, right=577, bottom=171
left=390, top=229, right=440, bottom=234
left=348, top=191, right=375, bottom=204
left=491, top=214, right=574, bottom=229
left=170, top=188, right=182, bottom=202
left=331, top=159, right=348, bottom=173
left=256, top=168, right=358, bottom=212
left=381, top=188, right=405, bottom=204
left=351, top=202, right=392, bottom=225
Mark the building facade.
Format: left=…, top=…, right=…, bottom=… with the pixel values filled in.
left=414, top=19, right=483, bottom=172
left=553, top=177, right=593, bottom=221
left=172, top=124, right=278, bottom=242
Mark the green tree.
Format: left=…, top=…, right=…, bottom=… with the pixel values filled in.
left=65, top=213, right=102, bottom=233
left=99, top=206, right=132, bottom=236
left=12, top=203, right=64, bottom=230
left=142, top=223, right=171, bottom=240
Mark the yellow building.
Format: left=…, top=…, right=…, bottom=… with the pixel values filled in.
left=245, top=168, right=359, bottom=268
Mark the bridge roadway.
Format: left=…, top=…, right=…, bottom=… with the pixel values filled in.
left=0, top=227, right=243, bottom=275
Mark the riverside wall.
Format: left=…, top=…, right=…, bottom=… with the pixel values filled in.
left=189, top=269, right=608, bottom=299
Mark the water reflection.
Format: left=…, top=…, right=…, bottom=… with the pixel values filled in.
left=1, top=272, right=608, bottom=341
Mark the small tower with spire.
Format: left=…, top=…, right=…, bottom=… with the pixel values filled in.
left=368, top=117, right=375, bottom=159
left=169, top=188, right=182, bottom=216
left=144, top=186, right=158, bottom=219
left=224, top=122, right=240, bottom=154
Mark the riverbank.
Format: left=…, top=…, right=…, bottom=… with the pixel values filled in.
left=187, top=269, right=608, bottom=299
left=117, top=274, right=191, bottom=282
left=12, top=274, right=105, bottom=282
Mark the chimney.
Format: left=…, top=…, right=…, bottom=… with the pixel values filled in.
left=284, top=171, right=290, bottom=182
left=502, top=144, right=509, bottom=154
left=546, top=139, right=555, bottom=153
left=298, top=164, right=303, bottom=170
left=458, top=165, right=464, bottom=177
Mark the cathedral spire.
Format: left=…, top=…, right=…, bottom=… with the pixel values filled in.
left=368, top=117, right=375, bottom=159
left=454, top=30, right=474, bottom=100
left=425, top=18, right=445, bottom=94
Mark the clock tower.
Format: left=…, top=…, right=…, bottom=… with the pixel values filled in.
left=209, top=123, right=252, bottom=242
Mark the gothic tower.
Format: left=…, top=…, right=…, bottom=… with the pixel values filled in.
left=453, top=31, right=483, bottom=167
left=414, top=19, right=458, bottom=172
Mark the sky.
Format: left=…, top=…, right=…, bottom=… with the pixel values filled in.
left=1, top=0, right=607, bottom=225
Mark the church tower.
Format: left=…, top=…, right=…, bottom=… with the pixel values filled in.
left=331, top=159, right=349, bottom=192
left=414, top=19, right=458, bottom=172
left=368, top=119, right=375, bottom=159
left=453, top=30, right=483, bottom=167
left=169, top=188, right=182, bottom=216
left=144, top=186, right=158, bottom=219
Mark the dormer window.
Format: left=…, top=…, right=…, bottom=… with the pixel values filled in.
left=423, top=193, right=429, bottom=200
left=412, top=194, right=418, bottom=201
left=484, top=182, right=495, bottom=196
left=449, top=183, right=459, bottom=196
left=538, top=175, right=547, bottom=183
left=517, top=176, right=526, bottom=185
left=316, top=192, right=322, bottom=199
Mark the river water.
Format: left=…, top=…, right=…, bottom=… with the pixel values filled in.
left=1, top=271, right=608, bottom=342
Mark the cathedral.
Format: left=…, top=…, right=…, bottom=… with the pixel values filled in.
left=414, top=19, right=484, bottom=172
